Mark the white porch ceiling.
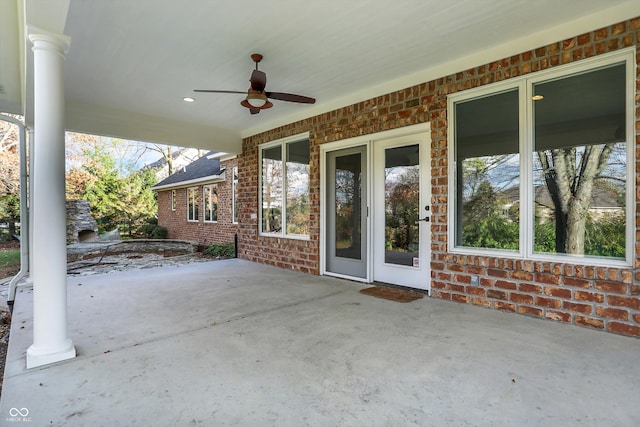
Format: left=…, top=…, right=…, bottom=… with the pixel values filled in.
left=2, top=0, right=639, bottom=154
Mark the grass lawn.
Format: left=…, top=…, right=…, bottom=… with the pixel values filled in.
left=0, top=250, right=20, bottom=267
left=0, top=249, right=20, bottom=279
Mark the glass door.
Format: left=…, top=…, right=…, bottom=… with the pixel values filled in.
left=373, top=135, right=430, bottom=290
left=325, top=146, right=368, bottom=280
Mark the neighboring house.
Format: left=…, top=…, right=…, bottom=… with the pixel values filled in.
left=144, top=147, right=204, bottom=182
left=499, top=185, right=624, bottom=222
left=152, top=152, right=239, bottom=247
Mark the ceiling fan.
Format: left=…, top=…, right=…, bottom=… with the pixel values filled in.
left=194, top=53, right=316, bottom=115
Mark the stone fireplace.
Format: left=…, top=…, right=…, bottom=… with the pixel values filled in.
left=66, top=200, right=99, bottom=244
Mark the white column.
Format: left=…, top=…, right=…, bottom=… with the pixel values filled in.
left=26, top=30, right=75, bottom=369
left=28, top=129, right=35, bottom=280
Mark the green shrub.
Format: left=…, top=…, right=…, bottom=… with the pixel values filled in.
left=203, top=242, right=235, bottom=258
left=151, top=226, right=168, bottom=239
left=139, top=223, right=157, bottom=237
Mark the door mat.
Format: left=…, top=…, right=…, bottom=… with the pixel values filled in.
left=359, top=286, right=424, bottom=303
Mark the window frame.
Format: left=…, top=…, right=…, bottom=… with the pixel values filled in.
left=447, top=48, right=635, bottom=267
left=232, top=166, right=239, bottom=224
left=187, top=186, right=199, bottom=222
left=203, top=183, right=218, bottom=223
left=171, top=189, right=176, bottom=211
left=258, top=132, right=311, bottom=240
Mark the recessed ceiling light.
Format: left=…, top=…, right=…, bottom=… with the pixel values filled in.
left=532, top=95, right=544, bottom=101
left=183, top=97, right=195, bottom=103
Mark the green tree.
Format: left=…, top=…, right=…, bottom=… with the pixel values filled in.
left=462, top=180, right=519, bottom=250
left=119, top=168, right=158, bottom=236
left=0, top=116, right=22, bottom=240
left=67, top=137, right=157, bottom=236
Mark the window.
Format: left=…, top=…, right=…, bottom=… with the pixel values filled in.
left=203, top=184, right=218, bottom=222
left=260, top=134, right=310, bottom=237
left=454, top=89, right=520, bottom=251
left=449, top=51, right=632, bottom=265
left=232, top=166, right=239, bottom=223
left=187, top=187, right=199, bottom=221
left=171, top=190, right=176, bottom=211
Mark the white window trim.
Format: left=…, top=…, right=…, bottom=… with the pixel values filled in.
left=203, top=184, right=218, bottom=223
left=232, top=166, right=239, bottom=224
left=171, top=189, right=176, bottom=211
left=447, top=48, right=635, bottom=268
left=258, top=132, right=311, bottom=240
left=187, top=186, right=199, bottom=222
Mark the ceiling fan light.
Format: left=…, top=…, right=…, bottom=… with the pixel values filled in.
left=246, top=92, right=268, bottom=108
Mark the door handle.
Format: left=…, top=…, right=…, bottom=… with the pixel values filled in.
left=415, top=216, right=430, bottom=224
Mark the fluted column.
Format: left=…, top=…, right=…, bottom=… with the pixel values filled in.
left=26, top=29, right=75, bottom=369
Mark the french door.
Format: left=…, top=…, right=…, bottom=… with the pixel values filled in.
left=325, top=146, right=368, bottom=280
left=323, top=129, right=431, bottom=291
left=372, top=134, right=430, bottom=290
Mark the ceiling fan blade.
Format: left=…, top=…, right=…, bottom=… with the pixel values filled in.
left=266, top=92, right=316, bottom=104
left=250, top=70, right=267, bottom=92
left=193, top=90, right=246, bottom=94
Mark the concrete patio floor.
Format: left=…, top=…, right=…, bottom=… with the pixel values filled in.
left=1, top=259, right=639, bottom=426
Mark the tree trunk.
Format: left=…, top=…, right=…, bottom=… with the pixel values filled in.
left=538, top=143, right=612, bottom=255
left=166, top=146, right=173, bottom=176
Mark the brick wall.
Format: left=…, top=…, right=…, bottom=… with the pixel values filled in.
left=238, top=18, right=640, bottom=337
left=157, top=157, right=239, bottom=247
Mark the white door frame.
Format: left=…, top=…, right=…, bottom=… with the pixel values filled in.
left=320, top=123, right=431, bottom=285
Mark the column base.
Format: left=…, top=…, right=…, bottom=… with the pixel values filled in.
left=26, top=340, right=76, bottom=369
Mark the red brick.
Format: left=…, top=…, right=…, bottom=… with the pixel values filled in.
left=466, top=266, right=484, bottom=275
left=535, top=296, right=562, bottom=309
left=518, top=306, right=543, bottom=317
left=472, top=297, right=491, bottom=308
left=511, top=271, right=533, bottom=281
left=480, top=278, right=494, bottom=287
left=510, top=293, right=534, bottom=304
left=447, top=283, right=465, bottom=293
left=574, top=291, right=604, bottom=303
left=608, top=295, right=640, bottom=310
left=454, top=274, right=471, bottom=284
left=546, top=310, right=571, bottom=323
left=465, top=286, right=486, bottom=296
left=488, top=268, right=508, bottom=278
left=452, top=294, right=470, bottom=304
left=519, top=283, right=542, bottom=294
left=487, top=289, right=508, bottom=300
left=435, top=291, right=451, bottom=300
left=563, top=301, right=592, bottom=314
left=563, top=277, right=590, bottom=288
left=575, top=316, right=605, bottom=330
left=431, top=281, right=446, bottom=290
left=536, top=273, right=561, bottom=285
left=494, top=301, right=516, bottom=312
left=495, top=280, right=517, bottom=290
left=544, top=287, right=572, bottom=299
left=633, top=313, right=640, bottom=323
left=596, top=307, right=629, bottom=321
left=595, top=281, right=628, bottom=294
left=608, top=322, right=640, bottom=337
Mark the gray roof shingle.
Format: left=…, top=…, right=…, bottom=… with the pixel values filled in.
left=153, top=151, right=222, bottom=188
